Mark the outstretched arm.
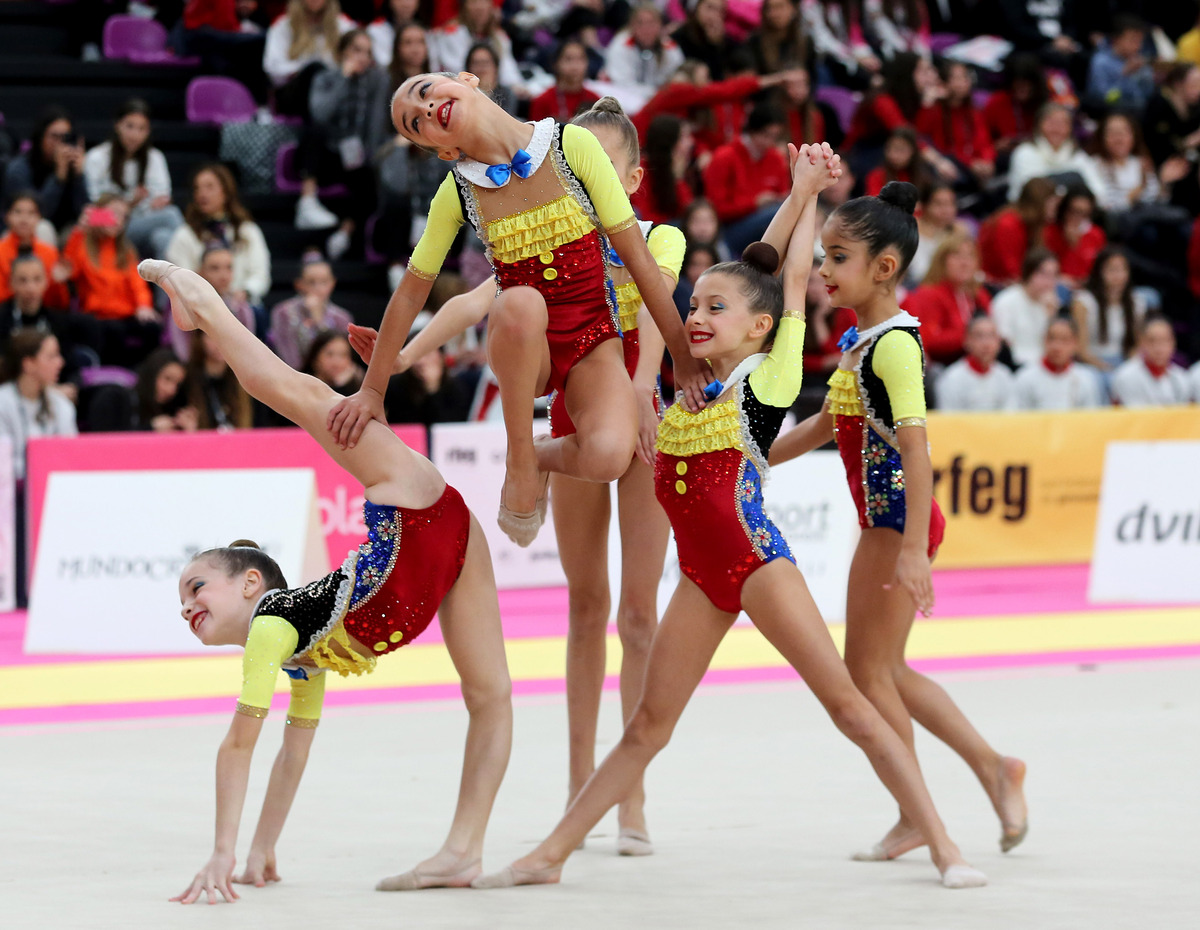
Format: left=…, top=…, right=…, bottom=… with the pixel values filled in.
left=171, top=713, right=264, bottom=905
left=769, top=407, right=836, bottom=465
left=631, top=288, right=668, bottom=465
left=348, top=279, right=494, bottom=375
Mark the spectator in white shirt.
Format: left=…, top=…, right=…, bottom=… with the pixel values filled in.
left=604, top=4, right=684, bottom=91
left=263, top=0, right=356, bottom=118
left=367, top=0, right=418, bottom=67
left=1109, top=314, right=1192, bottom=406
left=935, top=315, right=1016, bottom=411
left=1189, top=360, right=1200, bottom=402
left=1007, top=103, right=1106, bottom=202
left=991, top=248, right=1061, bottom=367
left=1010, top=316, right=1103, bottom=410
left=428, top=0, right=525, bottom=92
left=83, top=99, right=184, bottom=260
left=1067, top=246, right=1145, bottom=371
left=0, top=329, right=77, bottom=480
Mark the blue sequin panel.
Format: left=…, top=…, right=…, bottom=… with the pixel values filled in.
left=350, top=501, right=401, bottom=609
left=863, top=425, right=907, bottom=532
left=736, top=459, right=794, bottom=564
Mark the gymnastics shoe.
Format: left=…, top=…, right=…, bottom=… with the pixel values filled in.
left=497, top=471, right=549, bottom=548
left=616, top=829, right=654, bottom=857
left=940, top=864, right=988, bottom=889
left=469, top=864, right=562, bottom=889
left=375, top=860, right=480, bottom=891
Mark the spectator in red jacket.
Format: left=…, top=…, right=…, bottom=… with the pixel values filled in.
left=777, top=68, right=838, bottom=150
left=903, top=230, right=991, bottom=365
left=1043, top=184, right=1108, bottom=286
left=916, top=60, right=996, bottom=187
left=701, top=103, right=791, bottom=256
left=630, top=114, right=695, bottom=225
left=528, top=38, right=600, bottom=123
left=977, top=176, right=1060, bottom=287
left=864, top=127, right=927, bottom=197
left=982, top=52, right=1049, bottom=166
left=181, top=0, right=269, bottom=102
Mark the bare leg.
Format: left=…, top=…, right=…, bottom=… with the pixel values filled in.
left=845, top=529, right=1026, bottom=857
left=471, top=577, right=732, bottom=887
left=741, top=560, right=984, bottom=888
left=535, top=340, right=638, bottom=485
left=139, top=260, right=442, bottom=508
left=612, top=457, right=670, bottom=850
left=378, top=516, right=513, bottom=890
left=486, top=286, right=552, bottom=533
left=550, top=474, right=611, bottom=832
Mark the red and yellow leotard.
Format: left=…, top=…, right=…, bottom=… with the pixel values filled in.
left=408, top=118, right=640, bottom=396
left=654, top=310, right=805, bottom=613
left=549, top=220, right=685, bottom=437
left=234, top=485, right=471, bottom=725
left=826, top=312, right=945, bottom=554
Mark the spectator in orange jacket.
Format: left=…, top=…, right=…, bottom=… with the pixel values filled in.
left=701, top=103, right=791, bottom=255
left=59, top=195, right=162, bottom=368
left=0, top=193, right=70, bottom=310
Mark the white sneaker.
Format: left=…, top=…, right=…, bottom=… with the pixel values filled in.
left=326, top=227, right=351, bottom=261
left=295, top=195, right=338, bottom=230
left=388, top=263, right=404, bottom=292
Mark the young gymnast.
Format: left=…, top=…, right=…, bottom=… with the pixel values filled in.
left=769, top=181, right=1028, bottom=859
left=139, top=260, right=513, bottom=904
left=326, top=71, right=710, bottom=549
left=349, top=97, right=682, bottom=855
left=470, top=145, right=988, bottom=891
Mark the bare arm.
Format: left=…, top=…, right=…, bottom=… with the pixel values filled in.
left=893, top=425, right=934, bottom=616
left=768, top=408, right=836, bottom=465
left=631, top=275, right=671, bottom=464
left=236, top=724, right=317, bottom=887
left=172, top=713, right=264, bottom=904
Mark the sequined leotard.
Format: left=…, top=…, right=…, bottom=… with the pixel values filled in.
left=234, top=484, right=471, bottom=725
left=826, top=312, right=945, bottom=553
left=408, top=118, right=640, bottom=397
left=549, top=220, right=685, bottom=437
left=654, top=312, right=805, bottom=613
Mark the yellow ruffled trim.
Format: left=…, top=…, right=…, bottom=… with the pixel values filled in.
left=487, top=196, right=594, bottom=264
left=826, top=369, right=863, bottom=416
left=308, top=620, right=377, bottom=678
left=615, top=280, right=641, bottom=331
left=657, top=400, right=745, bottom=457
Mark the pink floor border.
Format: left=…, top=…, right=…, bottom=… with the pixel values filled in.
left=5, top=642, right=1198, bottom=727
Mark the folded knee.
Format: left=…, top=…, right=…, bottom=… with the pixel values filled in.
left=576, top=434, right=634, bottom=483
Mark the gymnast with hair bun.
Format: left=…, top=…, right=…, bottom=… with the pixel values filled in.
left=139, top=258, right=513, bottom=904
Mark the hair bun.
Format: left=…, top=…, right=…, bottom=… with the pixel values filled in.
left=741, top=241, right=780, bottom=275
left=227, top=539, right=261, bottom=550
left=591, top=96, right=626, bottom=116
left=878, top=181, right=919, bottom=216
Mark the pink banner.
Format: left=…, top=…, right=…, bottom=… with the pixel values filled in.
left=26, top=427, right=428, bottom=578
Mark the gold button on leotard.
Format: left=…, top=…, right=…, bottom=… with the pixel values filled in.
left=389, top=631, right=403, bottom=643
left=543, top=267, right=558, bottom=280
left=675, top=480, right=687, bottom=495
left=374, top=641, right=388, bottom=652
left=676, top=461, right=687, bottom=476
left=539, top=251, right=554, bottom=264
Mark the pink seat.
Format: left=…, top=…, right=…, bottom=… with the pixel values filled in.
left=815, top=86, right=861, bottom=134
left=103, top=15, right=200, bottom=65
left=186, top=76, right=257, bottom=124
left=274, top=142, right=349, bottom=197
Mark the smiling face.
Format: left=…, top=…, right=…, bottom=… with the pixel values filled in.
left=686, top=270, right=773, bottom=361
left=178, top=557, right=260, bottom=647
left=819, top=220, right=897, bottom=307
left=392, top=72, right=482, bottom=158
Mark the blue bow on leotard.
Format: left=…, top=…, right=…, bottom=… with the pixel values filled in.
left=484, top=148, right=533, bottom=187
left=608, top=246, right=624, bottom=267
left=837, top=325, right=859, bottom=351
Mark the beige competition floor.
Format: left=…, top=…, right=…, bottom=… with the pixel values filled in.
left=3, top=658, right=1197, bottom=930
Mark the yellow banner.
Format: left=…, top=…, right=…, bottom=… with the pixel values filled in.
left=926, top=407, right=1200, bottom=568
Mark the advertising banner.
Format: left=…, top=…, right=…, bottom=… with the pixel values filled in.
left=926, top=408, right=1200, bottom=568
left=1090, top=441, right=1200, bottom=603
left=26, top=468, right=323, bottom=654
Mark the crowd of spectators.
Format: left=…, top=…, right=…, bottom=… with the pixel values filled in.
left=1, top=0, right=1200, bottom=473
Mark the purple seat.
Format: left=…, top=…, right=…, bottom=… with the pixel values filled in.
left=79, top=366, right=138, bottom=390
left=363, top=212, right=386, bottom=265
left=103, top=15, right=200, bottom=65
left=815, top=85, right=861, bottom=134
left=274, top=142, right=349, bottom=197
left=929, top=33, right=962, bottom=56
left=186, top=76, right=257, bottom=124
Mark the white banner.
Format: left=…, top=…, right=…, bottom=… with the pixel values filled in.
left=432, top=423, right=858, bottom=621
left=0, top=436, right=13, bottom=611
left=1089, top=441, right=1200, bottom=604
left=25, top=468, right=324, bottom=654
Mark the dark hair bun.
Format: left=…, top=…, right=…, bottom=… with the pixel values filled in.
left=878, top=181, right=919, bottom=215
left=741, top=241, right=780, bottom=275
left=591, top=95, right=626, bottom=116
left=227, top=539, right=261, bottom=549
